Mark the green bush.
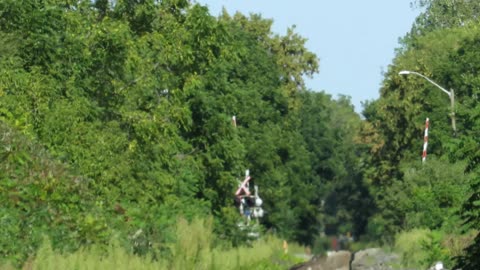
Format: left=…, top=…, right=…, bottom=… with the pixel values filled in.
left=394, top=229, right=431, bottom=268
left=419, top=230, right=451, bottom=268
left=390, top=160, right=471, bottom=232
left=366, top=214, right=394, bottom=244
left=312, top=235, right=331, bottom=255
left=0, top=123, right=111, bottom=266
left=395, top=228, right=478, bottom=269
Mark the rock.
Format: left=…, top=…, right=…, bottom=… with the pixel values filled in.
left=289, top=250, right=351, bottom=270
left=290, top=247, right=420, bottom=270
left=351, top=248, right=405, bottom=270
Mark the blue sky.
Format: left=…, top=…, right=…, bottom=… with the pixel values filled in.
left=194, top=0, right=422, bottom=113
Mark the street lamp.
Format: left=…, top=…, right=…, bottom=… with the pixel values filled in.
left=399, top=70, right=456, bottom=136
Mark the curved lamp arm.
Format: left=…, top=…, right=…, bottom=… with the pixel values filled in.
left=399, top=70, right=457, bottom=136
left=398, top=70, right=451, bottom=97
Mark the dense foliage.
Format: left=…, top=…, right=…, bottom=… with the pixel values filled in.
left=2, top=0, right=480, bottom=268
left=362, top=0, right=480, bottom=268
left=0, top=0, right=369, bottom=266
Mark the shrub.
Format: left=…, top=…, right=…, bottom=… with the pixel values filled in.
left=395, top=229, right=479, bottom=269
left=394, top=229, right=431, bottom=268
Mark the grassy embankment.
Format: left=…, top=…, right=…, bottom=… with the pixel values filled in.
left=1, top=218, right=305, bottom=270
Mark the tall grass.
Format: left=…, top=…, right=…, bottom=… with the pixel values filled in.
left=7, top=217, right=300, bottom=270
left=22, top=242, right=167, bottom=270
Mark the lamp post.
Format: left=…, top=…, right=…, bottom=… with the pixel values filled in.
left=399, top=70, right=456, bottom=136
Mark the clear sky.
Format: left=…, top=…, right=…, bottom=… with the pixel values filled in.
left=194, top=0, right=423, bottom=113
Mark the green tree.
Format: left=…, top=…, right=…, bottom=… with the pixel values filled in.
left=454, top=176, right=480, bottom=270
left=0, top=0, right=373, bottom=258
left=362, top=1, right=480, bottom=247
left=300, top=92, right=373, bottom=238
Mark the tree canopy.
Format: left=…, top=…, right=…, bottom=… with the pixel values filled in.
left=2, top=0, right=480, bottom=269
left=0, top=0, right=370, bottom=265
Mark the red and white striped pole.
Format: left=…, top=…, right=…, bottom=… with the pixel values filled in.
left=422, top=118, right=429, bottom=163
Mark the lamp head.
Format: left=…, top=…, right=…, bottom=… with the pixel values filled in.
left=399, top=70, right=411, bottom=75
